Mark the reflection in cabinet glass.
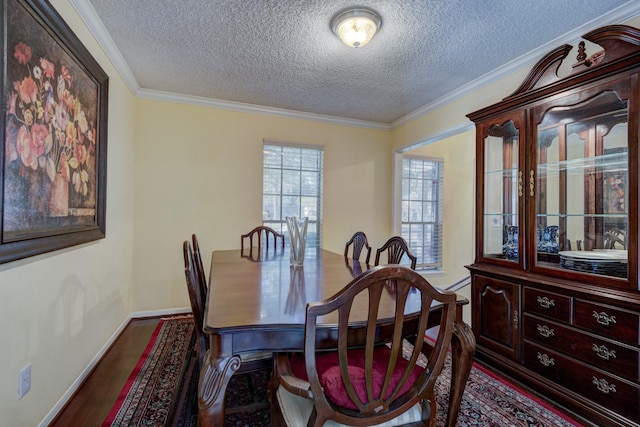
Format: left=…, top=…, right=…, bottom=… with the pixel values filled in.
left=467, top=25, right=640, bottom=427
left=483, top=121, right=519, bottom=262
left=535, top=91, right=628, bottom=278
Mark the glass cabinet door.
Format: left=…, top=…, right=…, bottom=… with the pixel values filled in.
left=482, top=119, right=521, bottom=264
left=534, top=90, right=628, bottom=280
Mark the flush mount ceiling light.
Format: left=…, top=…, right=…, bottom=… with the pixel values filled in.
left=331, top=8, right=381, bottom=48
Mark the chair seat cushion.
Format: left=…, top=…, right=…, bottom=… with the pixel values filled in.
left=277, top=386, right=424, bottom=427
left=289, top=346, right=423, bottom=410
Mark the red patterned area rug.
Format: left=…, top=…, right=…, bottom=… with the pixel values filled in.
left=175, top=367, right=271, bottom=427
left=178, top=343, right=587, bottom=427
left=103, top=315, right=195, bottom=427
left=107, top=315, right=586, bottom=427
left=432, top=356, right=585, bottom=426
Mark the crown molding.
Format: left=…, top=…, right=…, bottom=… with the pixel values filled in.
left=392, top=1, right=640, bottom=128
left=69, top=0, right=139, bottom=94
left=137, top=89, right=391, bottom=130
left=71, top=0, right=640, bottom=131
left=69, top=0, right=390, bottom=130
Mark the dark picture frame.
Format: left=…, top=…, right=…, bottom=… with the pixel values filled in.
left=0, top=0, right=108, bottom=264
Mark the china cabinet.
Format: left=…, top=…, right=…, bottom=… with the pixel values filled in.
left=467, top=25, right=640, bottom=427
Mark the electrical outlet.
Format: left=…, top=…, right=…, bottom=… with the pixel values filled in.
left=18, top=364, right=31, bottom=399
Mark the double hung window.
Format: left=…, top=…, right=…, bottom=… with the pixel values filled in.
left=401, top=157, right=443, bottom=270
left=262, top=142, right=323, bottom=248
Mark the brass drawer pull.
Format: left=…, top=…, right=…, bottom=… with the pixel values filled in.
left=537, top=324, right=555, bottom=338
left=592, top=344, right=616, bottom=361
left=537, top=352, right=555, bottom=367
left=537, top=296, right=555, bottom=309
left=592, top=311, right=616, bottom=327
left=592, top=377, right=617, bottom=394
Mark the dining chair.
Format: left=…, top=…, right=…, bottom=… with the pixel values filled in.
left=375, top=236, right=418, bottom=270
left=344, top=231, right=371, bottom=265
left=270, top=265, right=457, bottom=427
left=183, top=240, right=209, bottom=369
left=182, top=240, right=273, bottom=411
left=191, top=233, right=207, bottom=305
left=241, top=225, right=285, bottom=254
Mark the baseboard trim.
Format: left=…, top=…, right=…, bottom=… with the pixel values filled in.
left=130, top=307, right=191, bottom=319
left=39, top=307, right=191, bottom=427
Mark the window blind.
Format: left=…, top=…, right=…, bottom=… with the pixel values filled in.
left=401, top=157, right=443, bottom=270
left=263, top=142, right=323, bottom=248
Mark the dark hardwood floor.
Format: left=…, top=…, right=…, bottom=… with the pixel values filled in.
left=49, top=317, right=161, bottom=427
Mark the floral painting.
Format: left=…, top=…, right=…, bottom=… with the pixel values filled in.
left=604, top=172, right=625, bottom=215
left=0, top=0, right=108, bottom=264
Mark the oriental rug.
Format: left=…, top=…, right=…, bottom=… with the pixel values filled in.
left=432, top=356, right=585, bottom=426
left=103, top=315, right=195, bottom=427
left=107, top=315, right=587, bottom=427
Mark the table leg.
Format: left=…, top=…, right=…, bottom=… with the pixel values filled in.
left=198, top=351, right=241, bottom=426
left=445, top=321, right=476, bottom=427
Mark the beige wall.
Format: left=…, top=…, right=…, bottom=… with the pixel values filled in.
left=388, top=60, right=597, bottom=320
left=131, top=99, right=392, bottom=311
left=0, top=3, right=637, bottom=425
left=389, top=71, right=532, bottom=324
left=388, top=15, right=640, bottom=322
left=405, top=131, right=476, bottom=286
left=0, top=0, right=137, bottom=425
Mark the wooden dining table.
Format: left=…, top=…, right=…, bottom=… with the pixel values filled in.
left=198, top=247, right=476, bottom=426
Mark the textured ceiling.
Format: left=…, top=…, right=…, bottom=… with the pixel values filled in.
left=83, top=0, right=638, bottom=125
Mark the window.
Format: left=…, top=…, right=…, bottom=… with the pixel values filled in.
left=262, top=142, right=323, bottom=248
left=401, top=157, right=443, bottom=270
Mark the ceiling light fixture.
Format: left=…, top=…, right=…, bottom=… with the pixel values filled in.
left=331, top=8, right=381, bottom=48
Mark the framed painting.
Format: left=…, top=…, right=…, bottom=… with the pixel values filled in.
left=0, top=0, right=108, bottom=264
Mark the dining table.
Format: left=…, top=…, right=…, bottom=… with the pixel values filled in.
left=198, top=246, right=476, bottom=426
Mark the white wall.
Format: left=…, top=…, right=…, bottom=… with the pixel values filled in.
left=0, top=1, right=137, bottom=425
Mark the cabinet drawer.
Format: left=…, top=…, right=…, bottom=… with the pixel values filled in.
left=523, top=287, right=571, bottom=323
left=524, top=341, right=640, bottom=422
left=574, top=299, right=639, bottom=345
left=524, top=314, right=640, bottom=381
